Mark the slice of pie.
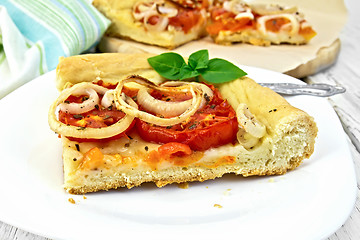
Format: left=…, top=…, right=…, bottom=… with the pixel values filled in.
left=48, top=53, right=317, bottom=194
left=92, top=0, right=208, bottom=49
left=206, top=0, right=317, bottom=46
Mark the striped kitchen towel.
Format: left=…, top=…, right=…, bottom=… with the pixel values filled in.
left=0, top=0, right=110, bottom=99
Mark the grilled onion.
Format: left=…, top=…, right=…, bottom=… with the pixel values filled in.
left=133, top=1, right=179, bottom=32
left=257, top=13, right=299, bottom=35
left=101, top=89, right=116, bottom=108
left=48, top=82, right=137, bottom=139
left=236, top=103, right=266, bottom=149
left=57, top=83, right=108, bottom=114
left=236, top=103, right=266, bottom=138
left=157, top=5, right=178, bottom=18
left=237, top=129, right=260, bottom=149
left=133, top=2, right=157, bottom=20
left=113, top=75, right=206, bottom=127
left=137, top=87, right=191, bottom=117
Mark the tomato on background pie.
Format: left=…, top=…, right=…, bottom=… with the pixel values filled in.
left=207, top=0, right=317, bottom=45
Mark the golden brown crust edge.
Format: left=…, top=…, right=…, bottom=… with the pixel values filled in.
left=66, top=163, right=300, bottom=195
left=56, top=53, right=163, bottom=91
left=210, top=30, right=310, bottom=46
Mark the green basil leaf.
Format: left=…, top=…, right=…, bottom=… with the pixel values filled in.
left=147, top=52, right=186, bottom=80
left=188, top=49, right=209, bottom=71
left=147, top=50, right=247, bottom=83
left=199, top=58, right=247, bottom=83
left=179, top=65, right=199, bottom=80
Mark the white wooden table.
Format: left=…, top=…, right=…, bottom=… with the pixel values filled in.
left=1, top=0, right=359, bottom=238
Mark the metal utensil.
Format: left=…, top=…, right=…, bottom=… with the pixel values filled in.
left=259, top=83, right=346, bottom=97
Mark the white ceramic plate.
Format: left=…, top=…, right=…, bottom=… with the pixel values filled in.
left=0, top=67, right=356, bottom=240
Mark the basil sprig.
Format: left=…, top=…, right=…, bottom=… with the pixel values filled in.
left=147, top=49, right=247, bottom=83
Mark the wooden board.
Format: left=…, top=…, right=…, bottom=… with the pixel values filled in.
left=285, top=38, right=341, bottom=78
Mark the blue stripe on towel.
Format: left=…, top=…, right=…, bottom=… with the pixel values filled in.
left=1, top=0, right=66, bottom=70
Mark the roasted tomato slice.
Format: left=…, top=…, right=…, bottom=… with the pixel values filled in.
left=265, top=17, right=291, bottom=32
left=169, top=9, right=204, bottom=33
left=207, top=8, right=254, bottom=35
left=136, top=85, right=238, bottom=151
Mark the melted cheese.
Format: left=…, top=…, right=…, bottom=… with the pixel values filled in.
left=69, top=132, right=245, bottom=173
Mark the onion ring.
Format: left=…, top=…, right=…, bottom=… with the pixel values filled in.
left=113, top=75, right=203, bottom=127
left=58, top=88, right=99, bottom=114
left=101, top=89, right=116, bottom=108
left=137, top=87, right=192, bottom=117
left=133, top=2, right=155, bottom=20
left=257, top=13, right=299, bottom=35
left=48, top=82, right=137, bottom=139
left=236, top=103, right=266, bottom=138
